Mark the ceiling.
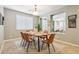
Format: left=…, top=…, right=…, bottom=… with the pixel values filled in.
left=4, top=5, right=66, bottom=16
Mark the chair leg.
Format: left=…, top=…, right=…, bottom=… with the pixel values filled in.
left=24, top=41, right=27, bottom=49
left=47, top=44, right=50, bottom=54
left=30, top=41, right=32, bottom=46
left=41, top=42, right=44, bottom=50
left=20, top=40, right=24, bottom=47
left=52, top=44, right=55, bottom=52
left=22, top=40, right=25, bottom=47
left=20, top=40, right=23, bottom=46
left=33, top=40, right=36, bottom=49
left=27, top=42, right=30, bottom=52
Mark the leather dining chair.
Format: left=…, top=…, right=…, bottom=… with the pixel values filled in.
left=41, top=34, right=55, bottom=53
left=20, top=32, right=36, bottom=52
left=20, top=32, right=26, bottom=47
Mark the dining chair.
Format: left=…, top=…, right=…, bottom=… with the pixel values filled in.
left=20, top=32, right=26, bottom=47
left=23, top=33, right=36, bottom=52
left=40, top=35, right=47, bottom=39
left=41, top=34, right=55, bottom=54
left=40, top=30, right=48, bottom=40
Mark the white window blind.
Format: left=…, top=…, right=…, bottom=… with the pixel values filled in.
left=52, top=13, right=66, bottom=32
left=42, top=18, right=48, bottom=31
left=16, top=14, right=33, bottom=30
left=53, top=13, right=66, bottom=21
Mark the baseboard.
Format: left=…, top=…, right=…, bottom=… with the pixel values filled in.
left=55, top=39, right=79, bottom=48
left=3, top=38, right=79, bottom=48
left=0, top=38, right=79, bottom=53
left=0, top=37, right=21, bottom=53
left=4, top=37, right=21, bottom=42
left=0, top=41, right=4, bottom=53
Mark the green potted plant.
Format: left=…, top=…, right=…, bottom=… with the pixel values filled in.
left=35, top=23, right=42, bottom=32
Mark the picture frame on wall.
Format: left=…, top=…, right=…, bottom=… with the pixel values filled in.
left=68, top=14, right=77, bottom=28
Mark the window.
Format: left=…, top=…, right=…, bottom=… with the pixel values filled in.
left=16, top=14, right=33, bottom=30
left=41, top=18, right=48, bottom=31
left=51, top=13, right=66, bottom=32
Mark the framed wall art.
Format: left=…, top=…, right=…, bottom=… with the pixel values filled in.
left=68, top=14, right=77, bottom=28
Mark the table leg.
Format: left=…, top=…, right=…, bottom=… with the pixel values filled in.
left=38, top=37, right=40, bottom=52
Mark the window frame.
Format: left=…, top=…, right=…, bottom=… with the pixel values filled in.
left=40, top=17, right=48, bottom=31
left=16, top=14, right=34, bottom=30
left=51, top=12, right=66, bottom=33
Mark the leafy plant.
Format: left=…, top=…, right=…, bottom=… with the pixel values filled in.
left=35, top=23, right=42, bottom=32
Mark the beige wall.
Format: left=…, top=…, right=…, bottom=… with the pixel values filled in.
left=4, top=6, right=79, bottom=45
left=4, top=8, right=39, bottom=40
left=0, top=6, right=4, bottom=16
left=48, top=5, right=79, bottom=45
left=0, top=6, right=4, bottom=47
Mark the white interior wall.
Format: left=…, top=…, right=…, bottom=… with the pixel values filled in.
left=0, top=6, right=4, bottom=48
left=47, top=6, right=79, bottom=45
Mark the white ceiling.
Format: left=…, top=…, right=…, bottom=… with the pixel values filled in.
left=4, top=5, right=66, bottom=16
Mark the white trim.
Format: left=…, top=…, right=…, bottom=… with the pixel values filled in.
left=0, top=38, right=79, bottom=53
left=3, top=38, right=20, bottom=42
left=3, top=38, right=79, bottom=48
left=0, top=38, right=21, bottom=53
left=52, top=32, right=66, bottom=34
left=55, top=39, right=79, bottom=48
left=0, top=41, right=5, bottom=53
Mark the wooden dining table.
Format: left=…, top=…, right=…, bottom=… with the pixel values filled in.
left=26, top=31, right=53, bottom=52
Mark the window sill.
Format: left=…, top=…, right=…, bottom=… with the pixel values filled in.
left=51, top=32, right=66, bottom=34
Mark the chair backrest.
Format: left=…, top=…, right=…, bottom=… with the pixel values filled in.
left=47, top=34, right=55, bottom=44
left=20, top=32, right=25, bottom=40
left=23, top=33, right=30, bottom=41
left=20, top=32, right=29, bottom=41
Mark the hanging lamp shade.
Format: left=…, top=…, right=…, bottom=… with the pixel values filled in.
left=33, top=5, right=38, bottom=15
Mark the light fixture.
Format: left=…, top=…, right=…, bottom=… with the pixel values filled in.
left=33, top=5, right=38, bottom=16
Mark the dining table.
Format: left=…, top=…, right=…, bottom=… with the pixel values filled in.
left=26, top=31, right=53, bottom=52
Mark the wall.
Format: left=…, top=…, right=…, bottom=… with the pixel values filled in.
left=0, top=25, right=4, bottom=47
left=0, top=6, right=4, bottom=48
left=4, top=5, right=79, bottom=45
left=0, top=6, right=4, bottom=16
left=47, top=5, right=79, bottom=45
left=4, top=8, right=39, bottom=40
